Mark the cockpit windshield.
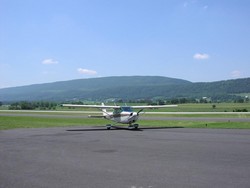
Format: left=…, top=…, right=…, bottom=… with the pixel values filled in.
left=113, top=106, right=133, bottom=114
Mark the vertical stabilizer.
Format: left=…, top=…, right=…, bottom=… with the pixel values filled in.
left=101, top=103, right=107, bottom=116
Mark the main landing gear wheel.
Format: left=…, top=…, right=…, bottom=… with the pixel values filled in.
left=128, top=124, right=139, bottom=129
left=106, top=124, right=112, bottom=130
left=134, top=124, right=139, bottom=129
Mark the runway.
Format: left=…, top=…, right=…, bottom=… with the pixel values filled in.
left=1, top=127, right=250, bottom=188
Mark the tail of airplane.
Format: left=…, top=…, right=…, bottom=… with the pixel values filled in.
left=101, top=103, right=107, bottom=116
left=88, top=103, right=107, bottom=118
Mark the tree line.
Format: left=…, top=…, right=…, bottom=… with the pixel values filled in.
left=2, top=95, right=249, bottom=111
left=8, top=101, right=58, bottom=110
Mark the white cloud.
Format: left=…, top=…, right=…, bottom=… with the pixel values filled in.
left=182, top=1, right=208, bottom=11
left=231, top=70, right=241, bottom=78
left=77, top=68, right=97, bottom=75
left=193, top=53, right=209, bottom=60
left=42, top=59, right=59, bottom=65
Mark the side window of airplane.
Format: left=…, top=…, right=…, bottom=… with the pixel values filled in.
left=114, top=108, right=122, bottom=114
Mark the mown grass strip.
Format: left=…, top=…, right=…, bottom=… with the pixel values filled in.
left=0, top=116, right=249, bottom=130
left=0, top=116, right=106, bottom=130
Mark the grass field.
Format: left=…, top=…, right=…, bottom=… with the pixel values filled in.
left=0, top=116, right=104, bottom=130
left=0, top=103, right=249, bottom=130
left=0, top=113, right=249, bottom=130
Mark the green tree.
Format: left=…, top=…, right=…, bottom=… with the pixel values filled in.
left=171, top=99, right=179, bottom=104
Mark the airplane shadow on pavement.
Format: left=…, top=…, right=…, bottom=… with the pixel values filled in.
left=67, top=126, right=184, bottom=132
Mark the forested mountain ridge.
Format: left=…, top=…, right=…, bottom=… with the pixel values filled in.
left=0, top=76, right=249, bottom=102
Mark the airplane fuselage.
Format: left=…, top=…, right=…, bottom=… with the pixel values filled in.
left=104, top=111, right=139, bottom=124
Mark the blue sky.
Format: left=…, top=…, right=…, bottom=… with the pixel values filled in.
left=1, top=0, right=250, bottom=88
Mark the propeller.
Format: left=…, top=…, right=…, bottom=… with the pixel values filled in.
left=137, top=109, right=144, bottom=115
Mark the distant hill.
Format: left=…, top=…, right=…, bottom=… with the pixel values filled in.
left=0, top=76, right=249, bottom=102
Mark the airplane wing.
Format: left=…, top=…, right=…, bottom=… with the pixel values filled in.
left=62, top=104, right=177, bottom=109
left=62, top=104, right=121, bottom=109
left=131, top=105, right=178, bottom=109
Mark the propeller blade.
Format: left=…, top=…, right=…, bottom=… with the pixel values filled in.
left=137, top=109, right=144, bottom=115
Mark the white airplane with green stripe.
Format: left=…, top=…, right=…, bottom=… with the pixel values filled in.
left=63, top=103, right=177, bottom=129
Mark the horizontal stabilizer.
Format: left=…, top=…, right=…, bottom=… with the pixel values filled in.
left=88, top=115, right=105, bottom=118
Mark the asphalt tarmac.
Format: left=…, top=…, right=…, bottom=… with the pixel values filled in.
left=1, top=127, right=250, bottom=188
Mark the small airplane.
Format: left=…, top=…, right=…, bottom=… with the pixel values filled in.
left=63, top=103, right=177, bottom=129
